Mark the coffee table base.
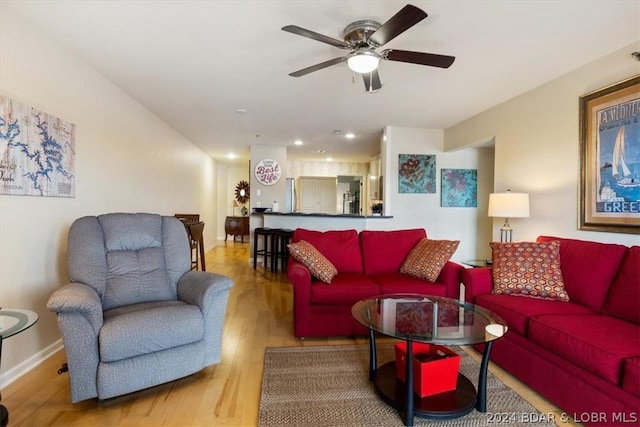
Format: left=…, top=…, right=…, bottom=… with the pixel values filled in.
left=1, top=404, right=8, bottom=427
left=374, top=362, right=477, bottom=420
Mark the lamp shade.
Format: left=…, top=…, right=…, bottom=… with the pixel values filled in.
left=347, top=51, right=380, bottom=74
left=488, top=192, right=530, bottom=218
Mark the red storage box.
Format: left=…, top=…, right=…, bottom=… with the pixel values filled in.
left=394, top=342, right=460, bottom=397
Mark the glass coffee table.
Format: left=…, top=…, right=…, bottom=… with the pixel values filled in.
left=351, top=294, right=507, bottom=427
left=1, top=308, right=39, bottom=427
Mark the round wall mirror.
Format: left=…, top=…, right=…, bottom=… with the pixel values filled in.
left=234, top=180, right=250, bottom=204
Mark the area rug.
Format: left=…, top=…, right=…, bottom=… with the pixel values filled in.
left=259, top=344, right=556, bottom=427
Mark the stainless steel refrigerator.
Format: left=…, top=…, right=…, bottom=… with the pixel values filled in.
left=285, top=178, right=296, bottom=213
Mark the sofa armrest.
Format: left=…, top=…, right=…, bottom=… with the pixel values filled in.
left=178, top=270, right=234, bottom=365
left=177, top=270, right=234, bottom=309
left=438, top=261, right=465, bottom=300
left=287, top=259, right=312, bottom=300
left=47, top=282, right=103, bottom=334
left=47, top=282, right=103, bottom=402
left=287, top=258, right=315, bottom=337
left=461, top=267, right=494, bottom=302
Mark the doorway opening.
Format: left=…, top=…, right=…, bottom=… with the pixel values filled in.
left=337, top=175, right=363, bottom=214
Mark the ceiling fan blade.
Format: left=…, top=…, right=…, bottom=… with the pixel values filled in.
left=368, top=4, right=428, bottom=47
left=282, top=25, right=350, bottom=49
left=382, top=49, right=455, bottom=68
left=289, top=57, right=348, bottom=77
left=362, top=70, right=382, bottom=92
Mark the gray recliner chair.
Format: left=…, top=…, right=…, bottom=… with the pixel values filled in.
left=47, top=213, right=233, bottom=402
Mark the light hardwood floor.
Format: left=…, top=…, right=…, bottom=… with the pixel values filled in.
left=2, top=241, right=579, bottom=426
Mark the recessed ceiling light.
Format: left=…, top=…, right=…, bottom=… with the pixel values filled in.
left=227, top=153, right=237, bottom=159
left=332, top=130, right=342, bottom=135
left=326, top=157, right=333, bottom=162
left=316, top=149, right=326, bottom=154
left=345, top=132, right=355, bottom=139
left=235, top=108, right=247, bottom=114
left=294, top=140, right=303, bottom=145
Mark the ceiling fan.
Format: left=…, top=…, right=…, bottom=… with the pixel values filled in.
left=282, top=4, right=455, bottom=92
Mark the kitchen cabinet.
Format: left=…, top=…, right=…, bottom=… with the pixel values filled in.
left=298, top=177, right=337, bottom=214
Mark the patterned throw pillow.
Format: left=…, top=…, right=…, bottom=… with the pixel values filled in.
left=400, top=238, right=460, bottom=282
left=491, top=241, right=569, bottom=301
left=287, top=240, right=338, bottom=284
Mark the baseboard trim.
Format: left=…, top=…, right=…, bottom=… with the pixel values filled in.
left=0, top=339, right=63, bottom=390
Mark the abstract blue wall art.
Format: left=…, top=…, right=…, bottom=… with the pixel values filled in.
left=0, top=95, right=76, bottom=197
left=441, top=168, right=477, bottom=207
left=398, top=154, right=436, bottom=194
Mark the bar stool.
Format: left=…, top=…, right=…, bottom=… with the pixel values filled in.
left=271, top=229, right=294, bottom=273
left=253, top=227, right=275, bottom=270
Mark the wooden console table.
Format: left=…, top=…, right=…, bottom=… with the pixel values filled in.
left=225, top=216, right=249, bottom=242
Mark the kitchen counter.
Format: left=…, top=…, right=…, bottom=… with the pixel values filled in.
left=256, top=211, right=393, bottom=232
left=261, top=212, right=392, bottom=218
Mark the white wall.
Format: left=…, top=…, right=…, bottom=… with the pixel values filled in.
left=251, top=144, right=287, bottom=210
left=379, top=126, right=493, bottom=262
left=446, top=41, right=640, bottom=247
left=286, top=160, right=369, bottom=178
left=216, top=163, right=250, bottom=240
left=248, top=144, right=287, bottom=258
left=0, top=7, right=218, bottom=386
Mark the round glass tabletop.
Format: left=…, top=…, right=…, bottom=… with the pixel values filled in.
left=462, top=259, right=492, bottom=268
left=0, top=308, right=38, bottom=340
left=351, top=293, right=507, bottom=346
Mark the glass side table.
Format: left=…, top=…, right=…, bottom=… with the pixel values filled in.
left=461, top=259, right=492, bottom=268
left=352, top=294, right=508, bottom=426
left=1, top=308, right=39, bottom=427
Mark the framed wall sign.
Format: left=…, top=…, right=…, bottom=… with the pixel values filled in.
left=579, top=75, right=640, bottom=234
left=254, top=158, right=281, bottom=186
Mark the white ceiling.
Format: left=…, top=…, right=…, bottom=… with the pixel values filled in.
left=4, top=1, right=640, bottom=164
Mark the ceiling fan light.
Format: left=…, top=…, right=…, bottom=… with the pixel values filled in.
left=347, top=52, right=380, bottom=73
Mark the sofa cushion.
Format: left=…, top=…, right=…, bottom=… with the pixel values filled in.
left=288, top=240, right=337, bottom=284
left=603, top=246, right=640, bottom=324
left=101, top=301, right=204, bottom=362
left=528, top=314, right=640, bottom=385
left=491, top=241, right=569, bottom=302
left=370, top=272, right=449, bottom=297
left=360, top=229, right=426, bottom=275
left=622, top=357, right=640, bottom=397
left=400, top=238, right=460, bottom=282
left=537, top=236, right=628, bottom=311
left=309, top=272, right=380, bottom=305
left=99, top=212, right=162, bottom=252
left=474, top=293, right=593, bottom=336
left=104, top=247, right=175, bottom=310
left=293, top=229, right=363, bottom=273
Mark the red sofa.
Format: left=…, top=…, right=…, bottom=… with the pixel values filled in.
left=462, top=236, right=639, bottom=426
left=287, top=228, right=464, bottom=338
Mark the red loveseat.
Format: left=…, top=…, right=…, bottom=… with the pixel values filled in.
left=462, top=236, right=639, bottom=426
left=287, top=228, right=464, bottom=338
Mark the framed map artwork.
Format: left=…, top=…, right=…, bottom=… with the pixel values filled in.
left=0, top=95, right=76, bottom=197
left=440, top=168, right=477, bottom=207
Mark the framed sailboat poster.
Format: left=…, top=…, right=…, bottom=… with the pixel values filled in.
left=579, top=75, right=640, bottom=234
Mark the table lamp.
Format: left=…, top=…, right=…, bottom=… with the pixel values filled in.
left=488, top=190, right=530, bottom=242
